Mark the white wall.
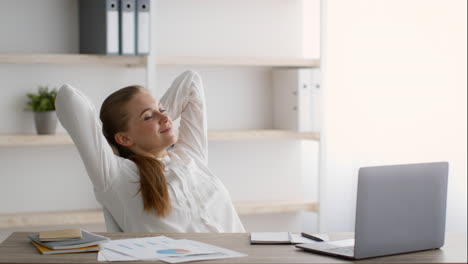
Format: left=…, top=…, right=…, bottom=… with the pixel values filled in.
left=153, top=0, right=303, bottom=57
left=0, top=0, right=78, bottom=53
left=0, top=0, right=320, bottom=233
left=321, top=0, right=467, bottom=232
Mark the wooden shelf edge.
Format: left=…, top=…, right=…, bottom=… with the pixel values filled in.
left=0, top=134, right=73, bottom=146
left=156, top=56, right=320, bottom=67
left=0, top=131, right=319, bottom=146
left=0, top=201, right=318, bottom=228
left=0, top=53, right=146, bottom=67
left=235, top=200, right=319, bottom=216
left=0, top=209, right=105, bottom=229
left=209, top=130, right=320, bottom=141
left=0, top=54, right=319, bottom=68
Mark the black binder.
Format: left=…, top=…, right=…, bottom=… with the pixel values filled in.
left=79, top=0, right=120, bottom=55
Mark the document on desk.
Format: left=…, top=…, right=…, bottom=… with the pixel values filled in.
left=157, top=239, right=247, bottom=264
left=98, top=249, right=137, bottom=261
left=98, top=236, right=247, bottom=263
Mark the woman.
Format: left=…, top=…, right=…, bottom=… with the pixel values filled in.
left=55, top=70, right=245, bottom=232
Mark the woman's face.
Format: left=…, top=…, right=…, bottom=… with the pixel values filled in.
left=123, top=90, right=177, bottom=156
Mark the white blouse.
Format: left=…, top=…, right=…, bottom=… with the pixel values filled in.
left=55, top=70, right=245, bottom=233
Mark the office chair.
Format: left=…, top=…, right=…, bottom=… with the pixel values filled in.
left=102, top=207, right=123, bottom=232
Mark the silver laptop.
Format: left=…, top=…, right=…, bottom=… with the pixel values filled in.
left=297, top=162, right=449, bottom=260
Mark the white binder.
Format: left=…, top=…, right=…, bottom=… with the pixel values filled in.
left=136, top=0, right=150, bottom=55
left=272, top=68, right=321, bottom=132
left=120, top=0, right=136, bottom=55
left=106, top=0, right=119, bottom=54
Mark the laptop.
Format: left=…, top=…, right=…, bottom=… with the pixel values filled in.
left=296, top=162, right=449, bottom=260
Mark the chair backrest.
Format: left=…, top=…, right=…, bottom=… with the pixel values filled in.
left=102, top=207, right=123, bottom=232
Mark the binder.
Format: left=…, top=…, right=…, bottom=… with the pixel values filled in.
left=136, top=0, right=151, bottom=55
left=272, top=68, right=321, bottom=132
left=79, top=0, right=119, bottom=55
left=309, top=69, right=321, bottom=132
left=120, top=0, right=136, bottom=55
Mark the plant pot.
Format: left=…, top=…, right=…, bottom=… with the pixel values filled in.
left=34, top=111, right=57, bottom=135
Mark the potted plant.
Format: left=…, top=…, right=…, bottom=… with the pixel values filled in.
left=26, top=86, right=58, bottom=135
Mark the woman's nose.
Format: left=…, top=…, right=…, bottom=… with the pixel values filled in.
left=158, top=114, right=169, bottom=125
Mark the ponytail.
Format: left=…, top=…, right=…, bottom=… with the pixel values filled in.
left=128, top=155, right=171, bottom=217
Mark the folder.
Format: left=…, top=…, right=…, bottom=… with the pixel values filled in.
left=79, top=0, right=120, bottom=55
left=120, top=0, right=136, bottom=55
left=272, top=68, right=321, bottom=132
left=136, top=0, right=151, bottom=55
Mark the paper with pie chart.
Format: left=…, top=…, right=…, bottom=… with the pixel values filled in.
left=101, top=236, right=220, bottom=260
left=156, top=239, right=248, bottom=264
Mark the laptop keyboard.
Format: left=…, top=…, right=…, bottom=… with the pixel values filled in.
left=328, top=246, right=354, bottom=256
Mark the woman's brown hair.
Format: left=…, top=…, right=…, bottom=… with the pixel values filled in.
left=99, top=85, right=171, bottom=217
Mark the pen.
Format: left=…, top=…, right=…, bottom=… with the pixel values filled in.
left=301, top=232, right=324, bottom=242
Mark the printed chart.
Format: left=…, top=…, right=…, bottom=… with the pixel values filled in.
left=98, top=236, right=246, bottom=263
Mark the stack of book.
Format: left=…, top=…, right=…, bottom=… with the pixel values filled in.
left=28, top=229, right=109, bottom=255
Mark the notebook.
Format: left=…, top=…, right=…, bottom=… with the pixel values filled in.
left=250, top=232, right=329, bottom=245
left=39, top=229, right=82, bottom=242
left=28, top=230, right=109, bottom=250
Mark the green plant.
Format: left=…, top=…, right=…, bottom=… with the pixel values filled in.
left=26, top=86, right=58, bottom=112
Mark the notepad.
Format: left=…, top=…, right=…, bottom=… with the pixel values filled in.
left=250, top=232, right=329, bottom=244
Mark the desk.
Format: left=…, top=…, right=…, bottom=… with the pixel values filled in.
left=0, top=232, right=466, bottom=264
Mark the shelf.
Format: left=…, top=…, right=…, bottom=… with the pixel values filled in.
left=0, top=134, right=72, bottom=146
left=209, top=130, right=320, bottom=141
left=0, top=130, right=319, bottom=146
left=0, top=54, right=319, bottom=68
left=156, top=56, right=320, bottom=67
left=0, top=53, right=147, bottom=67
left=234, top=200, right=318, bottom=215
left=0, top=201, right=318, bottom=228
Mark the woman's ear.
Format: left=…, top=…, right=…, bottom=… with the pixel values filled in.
left=114, top=132, right=134, bottom=147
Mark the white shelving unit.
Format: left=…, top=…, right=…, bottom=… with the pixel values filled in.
left=0, top=0, right=321, bottom=231
left=0, top=56, right=321, bottom=222
left=0, top=54, right=321, bottom=223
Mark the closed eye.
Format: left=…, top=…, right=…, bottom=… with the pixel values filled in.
left=143, top=107, right=165, bottom=121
